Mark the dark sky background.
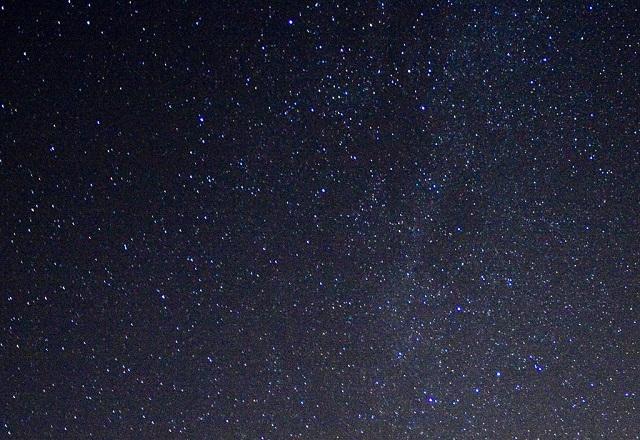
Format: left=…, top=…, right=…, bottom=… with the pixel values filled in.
left=1, top=1, right=639, bottom=438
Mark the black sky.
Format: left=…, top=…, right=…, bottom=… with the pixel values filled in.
left=1, top=1, right=639, bottom=438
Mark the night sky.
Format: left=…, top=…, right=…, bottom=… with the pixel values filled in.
left=1, top=1, right=639, bottom=438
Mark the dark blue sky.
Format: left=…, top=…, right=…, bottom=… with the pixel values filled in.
left=1, top=1, right=639, bottom=438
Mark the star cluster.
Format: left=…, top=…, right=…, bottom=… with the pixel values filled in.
left=1, top=1, right=639, bottom=438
